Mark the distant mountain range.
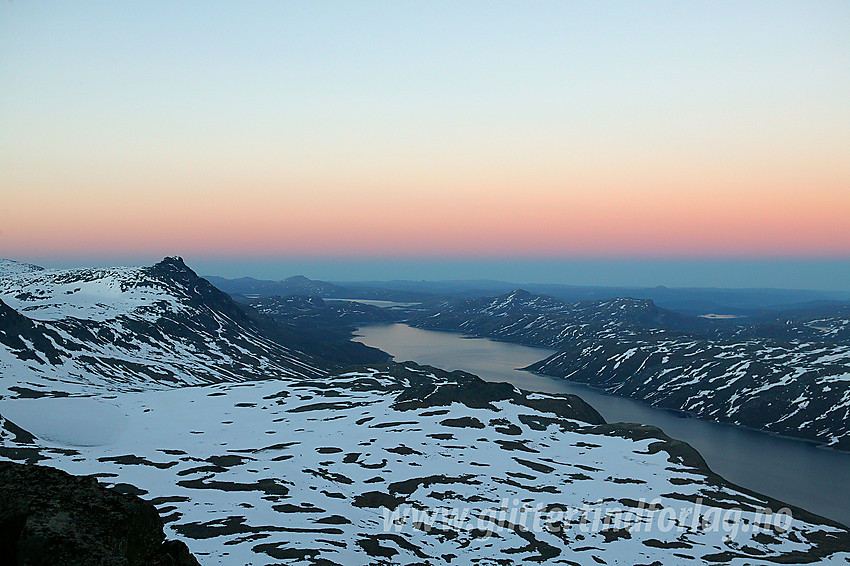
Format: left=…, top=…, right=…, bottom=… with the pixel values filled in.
left=204, top=272, right=850, bottom=316
left=199, top=271, right=850, bottom=449
left=407, top=289, right=712, bottom=347
left=204, top=274, right=432, bottom=303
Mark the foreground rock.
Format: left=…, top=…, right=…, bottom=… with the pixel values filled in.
left=0, top=460, right=200, bottom=566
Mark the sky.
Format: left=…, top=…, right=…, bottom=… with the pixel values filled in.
left=1, top=1, right=849, bottom=289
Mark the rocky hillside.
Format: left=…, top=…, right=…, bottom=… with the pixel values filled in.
left=248, top=295, right=396, bottom=327
left=726, top=304, right=850, bottom=344
left=239, top=295, right=395, bottom=365
left=0, top=257, right=328, bottom=397
left=408, top=290, right=709, bottom=348
left=409, top=290, right=850, bottom=449
left=530, top=334, right=850, bottom=450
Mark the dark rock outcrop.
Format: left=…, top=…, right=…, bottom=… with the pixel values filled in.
left=0, top=300, right=63, bottom=365
left=0, top=461, right=199, bottom=566
left=386, top=362, right=605, bottom=425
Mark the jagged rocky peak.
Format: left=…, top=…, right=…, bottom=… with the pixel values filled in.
left=145, top=256, right=199, bottom=282
left=139, top=257, right=249, bottom=318
left=153, top=255, right=190, bottom=270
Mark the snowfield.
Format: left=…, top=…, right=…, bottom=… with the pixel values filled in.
left=2, top=367, right=849, bottom=565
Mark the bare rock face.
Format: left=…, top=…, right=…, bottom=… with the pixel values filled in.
left=0, top=461, right=199, bottom=566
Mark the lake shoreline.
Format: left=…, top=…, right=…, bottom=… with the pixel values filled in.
left=354, top=323, right=850, bottom=527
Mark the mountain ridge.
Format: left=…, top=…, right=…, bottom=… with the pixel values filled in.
left=0, top=257, right=329, bottom=397
left=406, top=289, right=850, bottom=449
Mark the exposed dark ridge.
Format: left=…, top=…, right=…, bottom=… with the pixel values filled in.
left=145, top=256, right=249, bottom=323
left=239, top=294, right=394, bottom=365
left=378, top=362, right=605, bottom=425
left=144, top=257, right=327, bottom=361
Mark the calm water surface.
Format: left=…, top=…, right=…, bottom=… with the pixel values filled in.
left=355, top=323, right=850, bottom=527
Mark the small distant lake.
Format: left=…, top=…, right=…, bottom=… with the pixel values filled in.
left=355, top=323, right=850, bottom=527
left=325, top=298, right=421, bottom=308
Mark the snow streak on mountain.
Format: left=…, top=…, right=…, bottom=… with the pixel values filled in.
left=411, top=290, right=850, bottom=449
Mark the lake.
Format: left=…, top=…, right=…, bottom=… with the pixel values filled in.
left=355, top=323, right=850, bottom=527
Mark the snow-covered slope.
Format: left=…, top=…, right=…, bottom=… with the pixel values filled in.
left=410, top=290, right=703, bottom=349
left=410, top=290, right=850, bottom=449
left=0, top=258, right=44, bottom=277
left=0, top=257, right=326, bottom=397
left=531, top=335, right=850, bottom=449
left=1, top=363, right=848, bottom=565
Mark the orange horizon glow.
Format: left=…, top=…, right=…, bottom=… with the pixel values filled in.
left=3, top=174, right=849, bottom=259
left=2, top=3, right=849, bottom=263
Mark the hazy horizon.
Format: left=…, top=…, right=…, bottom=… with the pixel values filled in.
left=6, top=254, right=850, bottom=293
